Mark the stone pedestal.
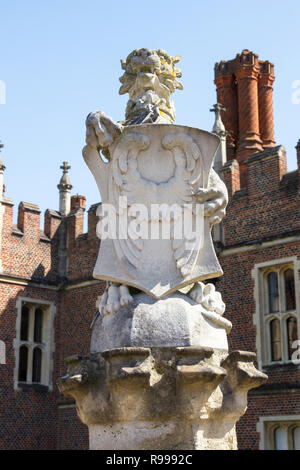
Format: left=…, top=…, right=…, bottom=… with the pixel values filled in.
left=91, top=292, right=232, bottom=353
left=58, top=345, right=267, bottom=450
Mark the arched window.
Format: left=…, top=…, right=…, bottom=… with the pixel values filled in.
left=268, top=272, right=279, bottom=313
left=20, top=306, right=29, bottom=341
left=34, top=308, right=43, bottom=343
left=32, top=347, right=42, bottom=383
left=274, top=427, right=288, bottom=450
left=284, top=269, right=296, bottom=311
left=16, top=301, right=52, bottom=388
left=293, top=427, right=300, bottom=450
left=270, top=319, right=282, bottom=361
left=287, top=317, right=298, bottom=360
left=18, top=345, right=28, bottom=382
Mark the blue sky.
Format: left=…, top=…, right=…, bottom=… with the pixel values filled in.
left=0, top=0, right=299, bottom=225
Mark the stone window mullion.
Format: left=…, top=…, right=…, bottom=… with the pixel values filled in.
left=26, top=307, right=34, bottom=383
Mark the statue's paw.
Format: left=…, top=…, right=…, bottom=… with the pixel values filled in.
left=189, top=281, right=205, bottom=304
left=85, top=110, right=123, bottom=150
left=98, top=284, right=120, bottom=316
left=195, top=178, right=228, bottom=226
left=99, top=284, right=133, bottom=316
left=99, top=289, right=109, bottom=316
left=119, top=285, right=133, bottom=307
left=189, top=282, right=225, bottom=315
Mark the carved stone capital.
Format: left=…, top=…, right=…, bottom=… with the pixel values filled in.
left=58, top=346, right=267, bottom=449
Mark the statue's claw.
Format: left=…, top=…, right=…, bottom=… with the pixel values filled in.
left=194, top=187, right=227, bottom=226
left=85, top=110, right=123, bottom=152
left=189, top=282, right=225, bottom=315
left=119, top=285, right=134, bottom=307
left=99, top=283, right=133, bottom=316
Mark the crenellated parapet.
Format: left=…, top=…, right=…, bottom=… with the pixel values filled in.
left=0, top=198, right=63, bottom=281
left=220, top=143, right=300, bottom=247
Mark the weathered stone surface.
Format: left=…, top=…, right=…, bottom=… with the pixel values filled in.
left=91, top=292, right=231, bottom=353
left=57, top=346, right=267, bottom=450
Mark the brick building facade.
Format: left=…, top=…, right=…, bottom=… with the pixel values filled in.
left=0, top=50, right=299, bottom=450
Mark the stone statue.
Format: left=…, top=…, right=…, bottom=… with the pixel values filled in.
left=58, top=48, right=267, bottom=450
left=83, top=48, right=228, bottom=317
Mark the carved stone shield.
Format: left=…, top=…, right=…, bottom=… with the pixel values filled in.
left=92, top=124, right=222, bottom=299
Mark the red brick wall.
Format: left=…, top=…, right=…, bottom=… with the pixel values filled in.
left=0, top=284, right=59, bottom=449
left=0, top=197, right=104, bottom=450
left=217, top=137, right=300, bottom=449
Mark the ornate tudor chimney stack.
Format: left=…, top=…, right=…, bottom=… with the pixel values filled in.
left=258, top=60, right=276, bottom=148
left=214, top=50, right=276, bottom=187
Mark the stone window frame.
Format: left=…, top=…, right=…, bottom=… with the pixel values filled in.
left=252, top=256, right=300, bottom=369
left=257, top=415, right=300, bottom=450
left=13, top=297, right=56, bottom=391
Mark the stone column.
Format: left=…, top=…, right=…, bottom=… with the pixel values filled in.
left=258, top=61, right=275, bottom=148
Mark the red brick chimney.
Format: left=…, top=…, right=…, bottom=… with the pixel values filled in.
left=258, top=61, right=275, bottom=148
left=214, top=50, right=276, bottom=187
left=71, top=195, right=86, bottom=211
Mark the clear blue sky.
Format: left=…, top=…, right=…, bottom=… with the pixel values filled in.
left=0, top=0, right=299, bottom=226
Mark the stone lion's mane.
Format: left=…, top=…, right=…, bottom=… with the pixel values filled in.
left=119, top=48, right=183, bottom=96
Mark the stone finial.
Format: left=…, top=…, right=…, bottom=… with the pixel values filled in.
left=210, top=104, right=227, bottom=171
left=0, top=142, right=6, bottom=199
left=57, top=161, right=72, bottom=216
left=0, top=141, right=5, bottom=171
left=296, top=139, right=300, bottom=170
left=210, top=103, right=226, bottom=138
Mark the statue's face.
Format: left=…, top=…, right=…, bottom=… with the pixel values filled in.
left=119, top=49, right=183, bottom=124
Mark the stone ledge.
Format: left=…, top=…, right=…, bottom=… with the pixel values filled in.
left=18, top=383, right=49, bottom=393
left=19, top=201, right=41, bottom=214
left=246, top=145, right=284, bottom=164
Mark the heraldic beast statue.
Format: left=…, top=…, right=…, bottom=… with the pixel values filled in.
left=58, top=49, right=267, bottom=450
left=83, top=48, right=228, bottom=329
